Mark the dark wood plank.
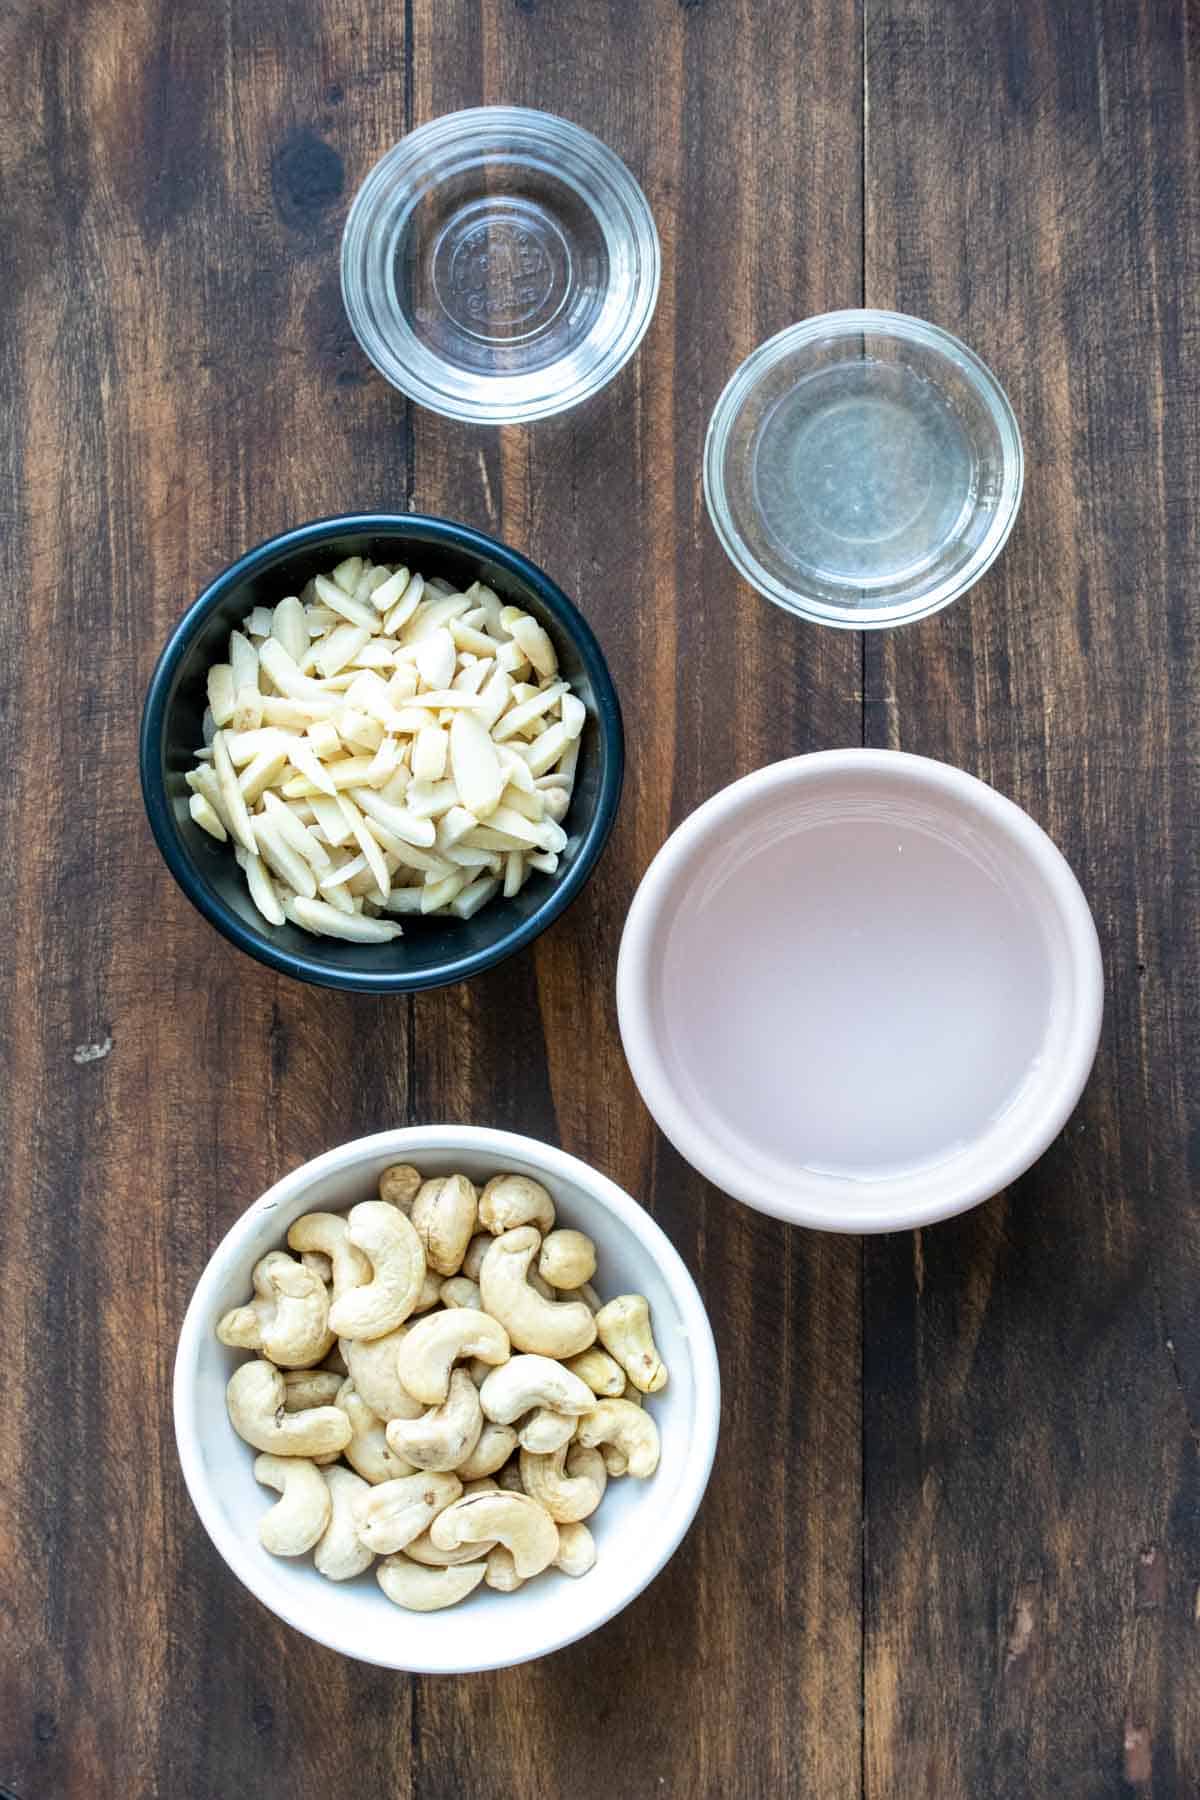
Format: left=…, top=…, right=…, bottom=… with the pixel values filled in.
left=863, top=2, right=1200, bottom=1794
left=406, top=4, right=864, bottom=1795
left=1, top=3, right=863, bottom=1799
left=0, top=1, right=421, bottom=1795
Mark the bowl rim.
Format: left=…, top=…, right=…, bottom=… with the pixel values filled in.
left=139, top=513, right=624, bottom=993
left=616, top=749, right=1104, bottom=1233
left=340, top=106, right=663, bottom=425
left=172, top=1125, right=722, bottom=1672
left=702, top=308, right=1025, bottom=630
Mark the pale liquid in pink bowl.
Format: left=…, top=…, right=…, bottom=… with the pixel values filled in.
left=660, top=812, right=1054, bottom=1181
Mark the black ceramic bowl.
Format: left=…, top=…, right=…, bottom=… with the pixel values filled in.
left=140, top=514, right=623, bottom=992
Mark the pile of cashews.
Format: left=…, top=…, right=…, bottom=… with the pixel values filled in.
left=217, top=1165, right=669, bottom=1611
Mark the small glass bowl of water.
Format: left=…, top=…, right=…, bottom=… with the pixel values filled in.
left=341, top=108, right=660, bottom=425
left=704, top=311, right=1023, bottom=628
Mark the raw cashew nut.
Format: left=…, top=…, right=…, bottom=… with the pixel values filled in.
left=404, top=1527, right=497, bottom=1567
left=377, top=1556, right=486, bottom=1611
left=385, top=1369, right=482, bottom=1472
left=327, top=1201, right=426, bottom=1340
left=411, top=1270, right=442, bottom=1314
left=600, top=1445, right=628, bottom=1478
left=519, top=1443, right=607, bottom=1523
left=335, top=1378, right=415, bottom=1484
left=282, top=1369, right=344, bottom=1411
left=560, top=1282, right=602, bottom=1315
left=455, top=1421, right=518, bottom=1481
left=478, top=1174, right=556, bottom=1236
left=322, top=1343, right=349, bottom=1377
left=596, top=1294, right=668, bottom=1394
left=575, top=1399, right=660, bottom=1478
left=430, top=1490, right=560, bottom=1578
left=479, top=1229, right=596, bottom=1357
left=563, top=1347, right=626, bottom=1397
left=351, top=1471, right=463, bottom=1554
left=217, top=1252, right=335, bottom=1368
left=300, top=1250, right=333, bottom=1286
left=341, top=1329, right=423, bottom=1422
left=460, top=1233, right=492, bottom=1282
left=411, top=1174, right=478, bottom=1277
left=314, top=1466, right=375, bottom=1580
left=466, top=1357, right=493, bottom=1387
left=403, top=1483, right=498, bottom=1566
left=554, top=1520, right=597, bottom=1577
left=226, top=1359, right=352, bottom=1458
left=378, top=1163, right=422, bottom=1211
left=485, top=1545, right=523, bottom=1592
left=538, top=1229, right=597, bottom=1291
left=478, top=1353, right=596, bottom=1427
left=516, top=1408, right=578, bottom=1455
left=253, top=1454, right=331, bottom=1554
left=439, top=1276, right=482, bottom=1310
left=287, top=1213, right=371, bottom=1298
left=396, top=1309, right=510, bottom=1406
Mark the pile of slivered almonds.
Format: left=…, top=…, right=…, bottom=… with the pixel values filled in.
left=218, top=1166, right=667, bottom=1611
left=187, top=557, right=584, bottom=941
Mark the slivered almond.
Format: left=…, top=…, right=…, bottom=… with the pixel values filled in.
left=236, top=849, right=285, bottom=926
left=229, top=631, right=260, bottom=694
left=451, top=876, right=501, bottom=918
left=212, top=731, right=257, bottom=854
left=238, top=748, right=290, bottom=805
left=331, top=556, right=363, bottom=595
left=309, top=795, right=356, bottom=847
left=286, top=737, right=339, bottom=798
left=384, top=571, right=424, bottom=635
left=415, top=627, right=456, bottom=691
left=255, top=817, right=316, bottom=898
left=450, top=711, right=503, bottom=819
left=207, top=664, right=235, bottom=729
left=350, top=787, right=437, bottom=848
left=306, top=720, right=341, bottom=760
left=258, top=638, right=329, bottom=702
left=262, top=792, right=332, bottom=870
left=314, top=572, right=380, bottom=631
left=189, top=793, right=227, bottom=841
left=272, top=597, right=309, bottom=663
left=286, top=897, right=402, bottom=942
left=315, top=623, right=372, bottom=678
left=411, top=724, right=448, bottom=783
left=371, top=566, right=410, bottom=615
left=493, top=681, right=567, bottom=741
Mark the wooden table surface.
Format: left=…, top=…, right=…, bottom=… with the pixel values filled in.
left=3, top=0, right=1198, bottom=1795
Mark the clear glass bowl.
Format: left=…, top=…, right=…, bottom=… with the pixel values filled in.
left=704, top=311, right=1024, bottom=628
left=341, top=108, right=661, bottom=425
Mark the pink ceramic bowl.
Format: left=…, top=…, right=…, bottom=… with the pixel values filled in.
left=617, top=751, right=1103, bottom=1234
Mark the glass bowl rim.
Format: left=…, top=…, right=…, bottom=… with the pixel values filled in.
left=702, top=308, right=1025, bottom=630
left=340, top=106, right=662, bottom=425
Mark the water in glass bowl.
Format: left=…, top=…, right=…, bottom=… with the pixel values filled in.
left=753, top=358, right=976, bottom=591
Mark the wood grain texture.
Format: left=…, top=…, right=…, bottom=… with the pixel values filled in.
left=863, top=1, right=1200, bottom=1794
left=3, top=0, right=1197, bottom=1795
left=0, top=1, right=861, bottom=1797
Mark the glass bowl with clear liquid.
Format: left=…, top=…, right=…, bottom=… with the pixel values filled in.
left=704, top=311, right=1023, bottom=628
left=341, top=108, right=660, bottom=425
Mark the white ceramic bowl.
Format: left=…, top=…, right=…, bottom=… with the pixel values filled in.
left=617, top=751, right=1103, bottom=1234
left=174, top=1127, right=719, bottom=1672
